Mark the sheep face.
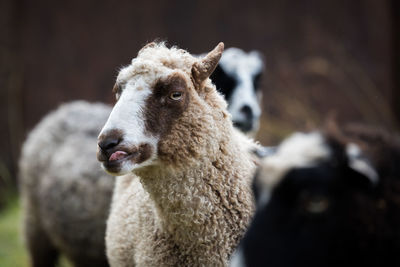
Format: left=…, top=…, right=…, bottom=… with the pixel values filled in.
left=210, top=48, right=264, bottom=135
left=97, top=42, right=224, bottom=175
left=231, top=132, right=378, bottom=267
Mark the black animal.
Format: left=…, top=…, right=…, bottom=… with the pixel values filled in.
left=231, top=127, right=400, bottom=267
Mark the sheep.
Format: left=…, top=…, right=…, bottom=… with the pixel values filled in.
left=18, top=45, right=264, bottom=267
left=230, top=125, right=400, bottom=267
left=19, top=101, right=113, bottom=267
left=210, top=47, right=264, bottom=136
left=97, top=42, right=259, bottom=266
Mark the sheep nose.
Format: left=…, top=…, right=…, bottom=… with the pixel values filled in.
left=240, top=105, right=253, bottom=120
left=98, top=137, right=121, bottom=151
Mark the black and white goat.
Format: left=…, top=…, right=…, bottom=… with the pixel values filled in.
left=210, top=47, right=264, bottom=135
left=231, top=126, right=400, bottom=267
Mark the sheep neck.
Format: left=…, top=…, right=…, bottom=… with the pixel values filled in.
left=134, top=142, right=255, bottom=247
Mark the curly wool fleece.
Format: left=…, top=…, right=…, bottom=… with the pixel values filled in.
left=104, top=42, right=259, bottom=266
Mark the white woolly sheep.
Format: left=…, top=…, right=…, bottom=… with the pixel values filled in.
left=210, top=47, right=264, bottom=136
left=19, top=101, right=113, bottom=267
left=230, top=125, right=400, bottom=267
left=18, top=45, right=264, bottom=267
left=97, top=42, right=259, bottom=266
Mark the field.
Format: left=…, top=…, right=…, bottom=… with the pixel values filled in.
left=0, top=195, right=28, bottom=267
left=0, top=195, right=71, bottom=267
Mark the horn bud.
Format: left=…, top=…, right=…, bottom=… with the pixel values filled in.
left=192, top=42, right=224, bottom=89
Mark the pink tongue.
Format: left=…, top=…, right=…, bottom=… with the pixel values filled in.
left=109, top=151, right=128, bottom=162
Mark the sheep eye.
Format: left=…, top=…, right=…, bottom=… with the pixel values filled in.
left=305, top=196, right=329, bottom=213
left=169, top=91, right=183, bottom=100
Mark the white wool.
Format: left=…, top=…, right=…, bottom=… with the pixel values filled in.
left=19, top=101, right=114, bottom=266
left=257, top=132, right=331, bottom=203
left=104, top=43, right=257, bottom=266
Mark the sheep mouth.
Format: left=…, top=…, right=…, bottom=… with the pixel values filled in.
left=233, top=120, right=254, bottom=133
left=98, top=143, right=153, bottom=173
left=108, top=150, right=133, bottom=162
left=107, top=151, right=137, bottom=164
left=99, top=150, right=136, bottom=171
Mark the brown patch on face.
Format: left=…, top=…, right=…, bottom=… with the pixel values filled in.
left=143, top=72, right=189, bottom=137
left=134, top=143, right=153, bottom=164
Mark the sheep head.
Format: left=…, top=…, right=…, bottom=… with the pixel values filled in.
left=97, top=42, right=228, bottom=175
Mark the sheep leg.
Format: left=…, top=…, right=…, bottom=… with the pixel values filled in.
left=23, top=214, right=59, bottom=267
left=70, top=257, right=110, bottom=267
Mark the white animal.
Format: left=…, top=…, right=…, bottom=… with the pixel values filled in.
left=19, top=101, right=113, bottom=267
left=18, top=43, right=264, bottom=267
left=98, top=42, right=259, bottom=266
left=210, top=48, right=264, bottom=136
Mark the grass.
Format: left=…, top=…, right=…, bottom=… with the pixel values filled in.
left=0, top=195, right=72, bottom=267
left=0, top=195, right=28, bottom=267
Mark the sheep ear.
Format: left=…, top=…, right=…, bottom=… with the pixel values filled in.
left=191, top=42, right=224, bottom=90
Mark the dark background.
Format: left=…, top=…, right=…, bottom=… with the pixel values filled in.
left=1, top=0, right=399, bottom=204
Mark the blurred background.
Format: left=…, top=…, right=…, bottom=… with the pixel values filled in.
left=0, top=0, right=399, bottom=264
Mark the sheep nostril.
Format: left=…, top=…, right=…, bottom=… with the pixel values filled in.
left=98, top=138, right=121, bottom=151
left=240, top=105, right=253, bottom=120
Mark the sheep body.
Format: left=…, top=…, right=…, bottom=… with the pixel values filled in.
left=231, top=126, right=400, bottom=267
left=107, top=131, right=257, bottom=266
left=19, top=101, right=113, bottom=267
left=98, top=42, right=259, bottom=266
